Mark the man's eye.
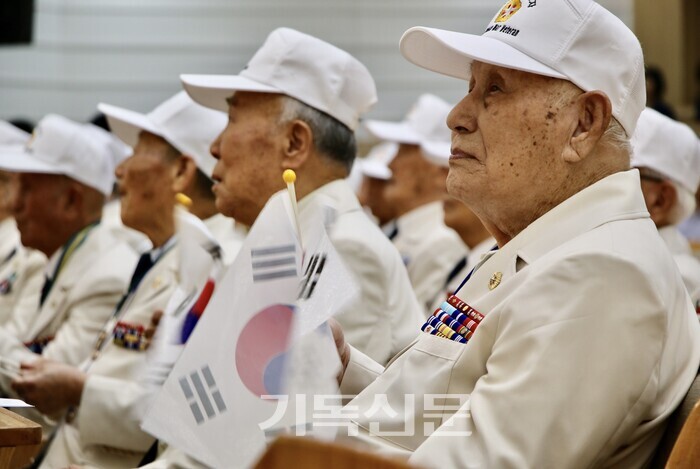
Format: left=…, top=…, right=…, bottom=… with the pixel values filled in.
left=488, top=84, right=501, bottom=93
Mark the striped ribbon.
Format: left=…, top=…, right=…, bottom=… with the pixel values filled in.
left=421, top=294, right=485, bottom=344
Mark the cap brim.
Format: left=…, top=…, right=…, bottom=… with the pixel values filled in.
left=0, top=122, right=30, bottom=145
left=98, top=103, right=160, bottom=148
left=364, top=120, right=421, bottom=145
left=0, top=144, right=65, bottom=175
left=420, top=140, right=451, bottom=168
left=399, top=26, right=566, bottom=81
left=359, top=159, right=392, bottom=180
left=180, top=74, right=281, bottom=112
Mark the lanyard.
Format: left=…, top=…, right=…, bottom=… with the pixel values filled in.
left=40, top=222, right=98, bottom=306
left=0, top=248, right=17, bottom=269
left=454, top=245, right=499, bottom=294
left=89, top=238, right=176, bottom=362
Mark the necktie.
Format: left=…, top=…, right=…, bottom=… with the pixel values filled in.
left=138, top=440, right=159, bottom=466
left=127, top=253, right=155, bottom=294
left=113, top=253, right=155, bottom=314
left=0, top=247, right=16, bottom=268
left=39, top=274, right=52, bottom=307
left=444, top=256, right=467, bottom=291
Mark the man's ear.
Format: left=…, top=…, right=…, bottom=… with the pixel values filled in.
left=281, top=120, right=313, bottom=170
left=62, top=180, right=84, bottom=221
left=563, top=91, right=612, bottom=163
left=648, top=180, right=678, bottom=225
left=172, top=155, right=198, bottom=193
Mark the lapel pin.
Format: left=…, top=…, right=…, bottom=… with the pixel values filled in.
left=488, top=272, right=503, bottom=290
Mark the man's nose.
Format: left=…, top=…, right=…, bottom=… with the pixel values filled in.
left=447, top=93, right=478, bottom=134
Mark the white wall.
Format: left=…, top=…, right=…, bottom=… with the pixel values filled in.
left=0, top=0, right=633, bottom=126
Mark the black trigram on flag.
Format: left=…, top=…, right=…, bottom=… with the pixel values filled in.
left=298, top=253, right=327, bottom=300
left=179, top=365, right=227, bottom=425
left=251, top=244, right=298, bottom=283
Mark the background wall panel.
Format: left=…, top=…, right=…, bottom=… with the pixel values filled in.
left=0, top=0, right=633, bottom=130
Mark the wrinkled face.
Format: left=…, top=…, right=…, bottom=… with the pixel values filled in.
left=383, top=144, right=444, bottom=216
left=115, top=132, right=177, bottom=233
left=446, top=61, right=578, bottom=231
left=210, top=92, right=286, bottom=226
left=13, top=173, right=68, bottom=255
left=358, top=176, right=394, bottom=225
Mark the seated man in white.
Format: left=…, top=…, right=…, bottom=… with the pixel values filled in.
left=0, top=121, right=47, bottom=329
left=331, top=1, right=700, bottom=468
left=181, top=27, right=424, bottom=366
left=11, top=93, right=235, bottom=469
left=0, top=115, right=138, bottom=387
left=631, top=107, right=700, bottom=300
left=363, top=95, right=467, bottom=313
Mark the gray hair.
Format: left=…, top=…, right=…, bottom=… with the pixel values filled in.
left=551, top=81, right=632, bottom=158
left=277, top=96, right=356, bottom=173
left=601, top=117, right=632, bottom=158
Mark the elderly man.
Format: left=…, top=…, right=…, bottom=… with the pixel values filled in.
left=631, top=107, right=700, bottom=297
left=363, top=94, right=467, bottom=312
left=98, top=91, right=244, bottom=263
left=0, top=115, right=137, bottom=384
left=11, top=93, right=230, bottom=469
left=329, top=1, right=700, bottom=468
left=0, top=122, right=46, bottom=328
left=181, top=27, right=423, bottom=365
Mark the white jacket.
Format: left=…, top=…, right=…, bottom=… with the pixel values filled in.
left=41, top=243, right=180, bottom=469
left=391, top=202, right=468, bottom=313
left=299, top=180, right=423, bottom=365
left=0, top=223, right=137, bottom=374
left=0, top=218, right=47, bottom=328
left=339, top=170, right=700, bottom=469
left=658, top=225, right=700, bottom=301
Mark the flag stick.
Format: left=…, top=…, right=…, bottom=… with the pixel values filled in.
left=283, top=169, right=303, bottom=250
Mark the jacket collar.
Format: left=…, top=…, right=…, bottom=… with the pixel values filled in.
left=298, top=179, right=362, bottom=217
left=506, top=169, right=649, bottom=267
left=395, top=201, right=445, bottom=240
left=459, top=170, right=650, bottom=300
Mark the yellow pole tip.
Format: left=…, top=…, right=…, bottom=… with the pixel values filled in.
left=282, top=169, right=297, bottom=184
left=175, top=193, right=193, bottom=208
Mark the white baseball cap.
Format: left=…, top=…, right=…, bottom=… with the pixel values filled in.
left=631, top=107, right=700, bottom=194
left=98, top=91, right=226, bottom=178
left=0, top=121, right=30, bottom=145
left=181, top=27, right=377, bottom=131
left=399, top=0, right=645, bottom=136
left=0, top=114, right=129, bottom=196
left=365, top=94, right=453, bottom=169
left=358, top=142, right=399, bottom=181
left=365, top=93, right=452, bottom=146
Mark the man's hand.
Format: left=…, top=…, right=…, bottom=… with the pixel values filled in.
left=11, top=358, right=86, bottom=415
left=329, top=318, right=350, bottom=385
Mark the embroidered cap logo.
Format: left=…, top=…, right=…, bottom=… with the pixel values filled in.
left=494, top=0, right=522, bottom=23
